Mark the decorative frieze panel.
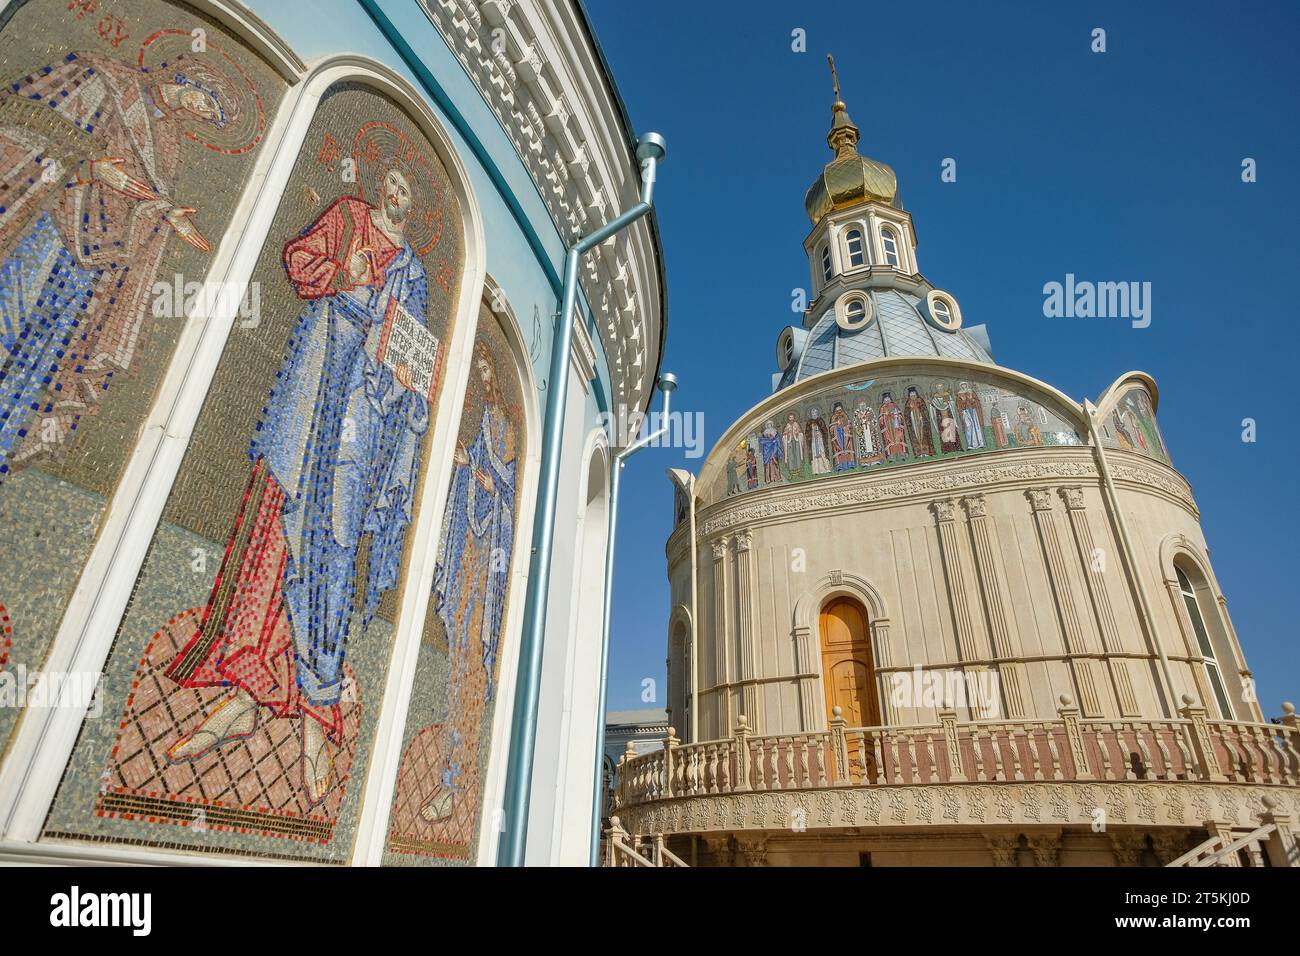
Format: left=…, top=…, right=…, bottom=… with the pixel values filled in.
left=699, top=456, right=1101, bottom=537
left=618, top=782, right=1300, bottom=837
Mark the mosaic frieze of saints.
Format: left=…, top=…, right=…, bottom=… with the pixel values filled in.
left=0, top=0, right=284, bottom=756
left=717, top=370, right=1083, bottom=500
left=1098, top=384, right=1169, bottom=464
left=43, top=81, right=466, bottom=863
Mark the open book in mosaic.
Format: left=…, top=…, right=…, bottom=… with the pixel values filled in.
left=0, top=0, right=286, bottom=757
left=714, top=367, right=1083, bottom=501
left=42, top=81, right=466, bottom=863
left=384, top=303, right=525, bottom=866
left=1098, top=384, right=1169, bottom=465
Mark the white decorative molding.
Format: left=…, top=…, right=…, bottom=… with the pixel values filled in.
left=417, top=0, right=661, bottom=410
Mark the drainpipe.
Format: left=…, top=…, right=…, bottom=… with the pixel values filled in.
left=498, top=133, right=666, bottom=867
left=687, top=471, right=699, bottom=745
left=588, top=373, right=678, bottom=866
left=1085, top=400, right=1178, bottom=716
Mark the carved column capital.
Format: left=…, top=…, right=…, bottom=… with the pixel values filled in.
left=735, top=528, right=753, bottom=552
left=1026, top=831, right=1062, bottom=867
left=962, top=494, right=988, bottom=518
left=1151, top=829, right=1191, bottom=866
left=711, top=536, right=730, bottom=562
left=1059, top=485, right=1087, bottom=511
left=1109, top=831, right=1147, bottom=867
left=1026, top=488, right=1055, bottom=512
left=703, top=834, right=734, bottom=867
left=931, top=498, right=957, bottom=522
left=985, top=833, right=1019, bottom=867
left=735, top=834, right=769, bottom=867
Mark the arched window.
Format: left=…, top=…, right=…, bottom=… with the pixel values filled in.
left=931, top=297, right=952, bottom=325
left=820, top=243, right=833, bottom=282
left=845, top=298, right=866, bottom=324
left=880, top=226, right=900, bottom=268
left=845, top=228, right=865, bottom=267
left=1175, top=565, right=1234, bottom=719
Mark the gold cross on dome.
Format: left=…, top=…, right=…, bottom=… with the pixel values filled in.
left=828, top=54, right=840, bottom=100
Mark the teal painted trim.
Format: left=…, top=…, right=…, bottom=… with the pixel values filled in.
left=355, top=0, right=613, bottom=415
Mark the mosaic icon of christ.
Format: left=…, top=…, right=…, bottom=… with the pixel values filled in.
left=164, top=166, right=431, bottom=806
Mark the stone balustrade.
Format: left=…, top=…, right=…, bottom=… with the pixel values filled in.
left=614, top=698, right=1300, bottom=810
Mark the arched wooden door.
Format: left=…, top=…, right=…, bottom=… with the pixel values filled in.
left=819, top=597, right=880, bottom=728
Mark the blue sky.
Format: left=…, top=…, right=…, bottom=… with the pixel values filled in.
left=585, top=0, right=1300, bottom=719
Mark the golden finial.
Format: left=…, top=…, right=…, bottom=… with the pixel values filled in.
left=828, top=54, right=841, bottom=106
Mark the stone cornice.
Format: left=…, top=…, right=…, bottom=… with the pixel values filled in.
left=618, top=781, right=1300, bottom=836
left=418, top=0, right=661, bottom=409
left=697, top=449, right=1100, bottom=538
left=685, top=446, right=1199, bottom=540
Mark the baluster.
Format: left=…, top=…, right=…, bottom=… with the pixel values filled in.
left=782, top=736, right=795, bottom=788
left=924, top=731, right=939, bottom=783
left=754, top=738, right=769, bottom=790
left=1024, top=725, right=1043, bottom=781
left=1044, top=724, right=1062, bottom=780
left=879, top=729, right=894, bottom=785
left=1132, top=725, right=1154, bottom=780
left=1152, top=725, right=1175, bottom=780
left=970, top=726, right=988, bottom=781
left=897, top=732, right=914, bottom=784
left=1172, top=723, right=1194, bottom=779
left=1007, top=726, right=1026, bottom=781
left=1277, top=721, right=1300, bottom=785
left=1253, top=726, right=1278, bottom=784
left=1220, top=727, right=1246, bottom=781
left=987, top=726, right=1006, bottom=781
left=816, top=735, right=830, bottom=788
left=1090, top=727, right=1112, bottom=779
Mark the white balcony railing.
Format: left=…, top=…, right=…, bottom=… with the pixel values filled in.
left=614, top=699, right=1300, bottom=809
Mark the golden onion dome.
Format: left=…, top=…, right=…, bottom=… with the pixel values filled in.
left=804, top=83, right=898, bottom=224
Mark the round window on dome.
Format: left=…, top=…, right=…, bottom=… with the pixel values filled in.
left=835, top=292, right=873, bottom=331
left=925, top=290, right=962, bottom=331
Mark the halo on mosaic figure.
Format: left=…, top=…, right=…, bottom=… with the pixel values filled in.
left=137, top=29, right=265, bottom=155
left=353, top=122, right=444, bottom=256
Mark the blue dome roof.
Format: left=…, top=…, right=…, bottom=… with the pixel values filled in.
left=778, top=288, right=994, bottom=390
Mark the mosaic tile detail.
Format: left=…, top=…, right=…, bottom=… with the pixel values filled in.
left=44, top=79, right=466, bottom=863
left=716, top=367, right=1083, bottom=501
left=1098, top=384, right=1169, bottom=465
left=95, top=607, right=360, bottom=842
left=384, top=304, right=525, bottom=866
left=0, top=0, right=287, bottom=759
